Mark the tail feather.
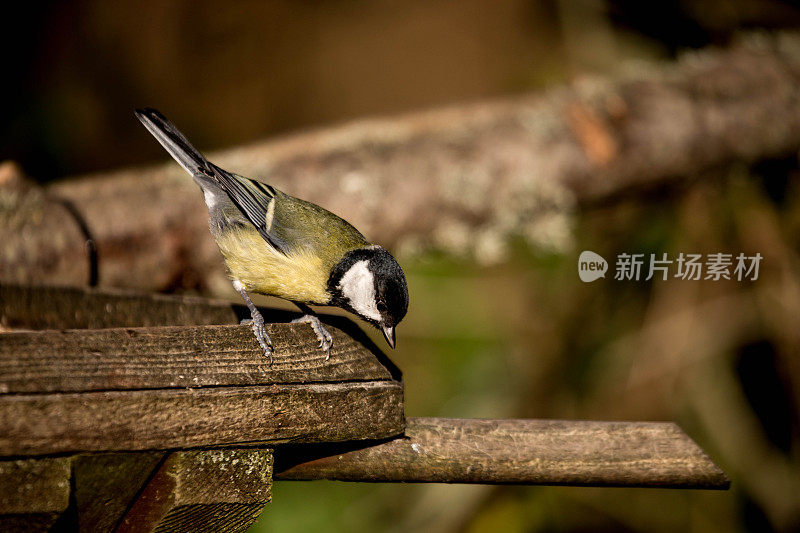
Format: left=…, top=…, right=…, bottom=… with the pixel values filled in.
left=135, top=108, right=211, bottom=176
left=136, top=107, right=290, bottom=256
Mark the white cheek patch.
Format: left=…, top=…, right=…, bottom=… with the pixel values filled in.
left=338, top=260, right=381, bottom=321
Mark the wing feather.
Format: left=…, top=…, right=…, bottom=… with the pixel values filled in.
left=136, top=107, right=365, bottom=260
left=201, top=164, right=292, bottom=255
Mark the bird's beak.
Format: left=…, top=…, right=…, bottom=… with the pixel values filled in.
left=381, top=324, right=396, bottom=349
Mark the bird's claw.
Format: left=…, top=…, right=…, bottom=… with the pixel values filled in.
left=292, top=314, right=333, bottom=359
left=241, top=313, right=273, bottom=364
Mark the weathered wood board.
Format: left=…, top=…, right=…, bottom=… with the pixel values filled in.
left=115, top=449, right=273, bottom=533
left=72, top=452, right=165, bottom=532
left=0, top=283, right=243, bottom=330
left=0, top=285, right=405, bottom=457
left=0, top=325, right=403, bottom=456
left=0, top=324, right=394, bottom=392
left=1, top=380, right=402, bottom=456
left=0, top=449, right=274, bottom=533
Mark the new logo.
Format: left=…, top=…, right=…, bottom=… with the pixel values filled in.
left=578, top=251, right=608, bottom=282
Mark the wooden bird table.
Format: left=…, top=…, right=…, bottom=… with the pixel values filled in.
left=0, top=284, right=728, bottom=532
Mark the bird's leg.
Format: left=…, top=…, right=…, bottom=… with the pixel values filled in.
left=291, top=302, right=333, bottom=359
left=233, top=280, right=273, bottom=364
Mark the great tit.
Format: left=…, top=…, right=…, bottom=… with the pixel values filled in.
left=135, top=108, right=409, bottom=362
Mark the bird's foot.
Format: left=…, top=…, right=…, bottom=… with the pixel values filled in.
left=292, top=314, right=333, bottom=359
left=241, top=311, right=273, bottom=364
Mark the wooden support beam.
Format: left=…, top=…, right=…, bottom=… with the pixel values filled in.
left=274, top=417, right=729, bottom=489
left=72, top=452, right=165, bottom=532
left=0, top=457, right=72, bottom=532
left=1, top=449, right=274, bottom=533
left=115, top=449, right=273, bottom=533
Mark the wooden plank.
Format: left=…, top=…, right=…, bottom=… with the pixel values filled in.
left=0, top=456, right=73, bottom=532
left=0, top=381, right=404, bottom=456
left=73, top=452, right=165, bottom=533
left=0, top=284, right=389, bottom=350
left=0, top=449, right=273, bottom=533
left=116, top=449, right=273, bottom=533
left=0, top=283, right=242, bottom=330
left=0, top=324, right=395, bottom=393
left=274, top=418, right=730, bottom=489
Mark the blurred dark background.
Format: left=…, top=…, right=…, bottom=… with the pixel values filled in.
left=5, top=1, right=800, bottom=532
left=7, top=0, right=800, bottom=180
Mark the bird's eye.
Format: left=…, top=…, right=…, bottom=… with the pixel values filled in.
left=377, top=301, right=387, bottom=313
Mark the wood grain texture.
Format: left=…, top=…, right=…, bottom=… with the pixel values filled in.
left=0, top=381, right=404, bottom=456
left=0, top=283, right=241, bottom=330
left=73, top=452, right=166, bottom=533
left=0, top=323, right=394, bottom=393
left=0, top=457, right=72, bottom=513
left=274, top=417, right=729, bottom=489
left=0, top=285, right=404, bottom=458
left=116, top=449, right=273, bottom=533
left=0, top=456, right=72, bottom=532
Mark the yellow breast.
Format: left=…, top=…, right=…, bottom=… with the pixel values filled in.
left=215, top=227, right=331, bottom=304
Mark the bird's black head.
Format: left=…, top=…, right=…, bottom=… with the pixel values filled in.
left=328, top=246, right=409, bottom=348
